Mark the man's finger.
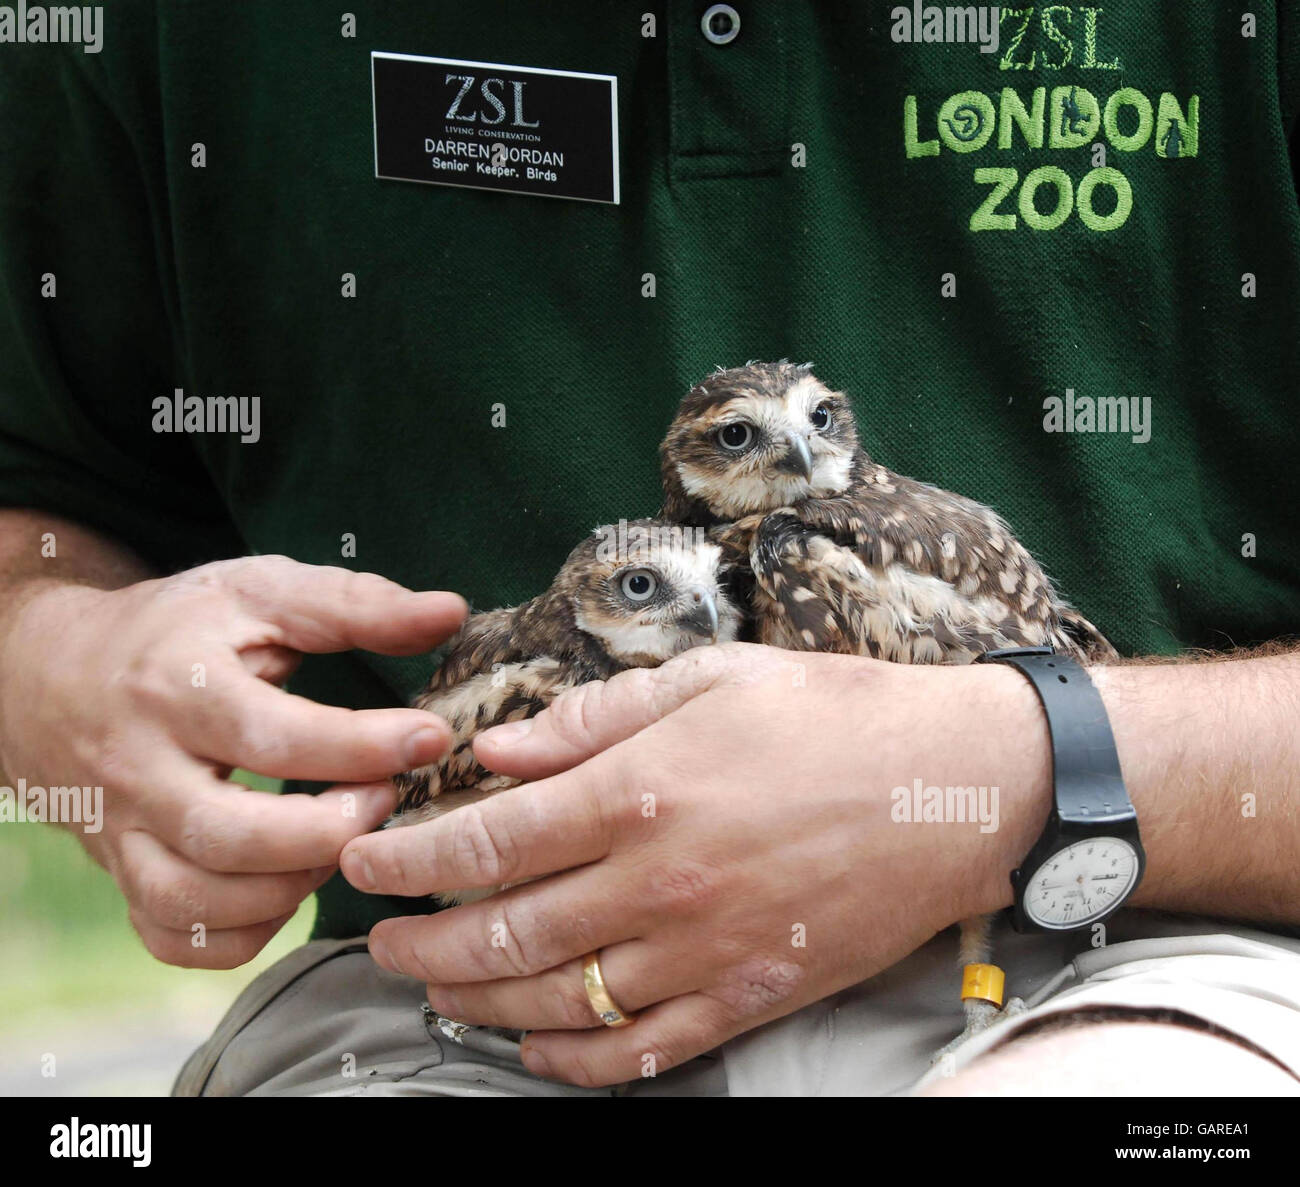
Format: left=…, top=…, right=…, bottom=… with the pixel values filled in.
left=364, top=858, right=646, bottom=985
left=146, top=774, right=399, bottom=873
left=520, top=992, right=743, bottom=1088
left=474, top=646, right=732, bottom=780
left=175, top=658, right=452, bottom=782
left=118, top=828, right=334, bottom=929
left=131, top=907, right=299, bottom=971
left=341, top=768, right=617, bottom=898
left=219, top=556, right=468, bottom=655
left=421, top=938, right=692, bottom=1032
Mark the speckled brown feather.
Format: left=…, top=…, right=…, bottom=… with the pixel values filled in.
left=745, top=455, right=1117, bottom=664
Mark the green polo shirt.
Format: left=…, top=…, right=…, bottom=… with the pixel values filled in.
left=2, top=2, right=1298, bottom=939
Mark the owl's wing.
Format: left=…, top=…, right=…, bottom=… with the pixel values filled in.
left=1056, top=607, right=1120, bottom=662
left=750, top=511, right=1047, bottom=662
left=393, top=656, right=575, bottom=813
left=785, top=485, right=1064, bottom=624
left=772, top=480, right=1120, bottom=661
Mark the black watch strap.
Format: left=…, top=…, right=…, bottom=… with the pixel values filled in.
left=975, top=646, right=1134, bottom=826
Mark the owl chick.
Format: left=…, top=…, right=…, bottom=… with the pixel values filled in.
left=390, top=518, right=742, bottom=905
left=659, top=361, right=1117, bottom=1052
left=661, top=361, right=1115, bottom=663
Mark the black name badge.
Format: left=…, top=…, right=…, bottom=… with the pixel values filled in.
left=371, top=52, right=620, bottom=204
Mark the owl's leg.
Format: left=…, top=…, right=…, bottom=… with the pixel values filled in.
left=930, top=914, right=1021, bottom=1065
left=749, top=512, right=870, bottom=653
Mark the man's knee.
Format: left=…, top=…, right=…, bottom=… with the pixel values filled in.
left=919, top=1012, right=1300, bottom=1097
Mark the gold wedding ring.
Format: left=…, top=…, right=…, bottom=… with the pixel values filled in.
left=582, top=951, right=637, bottom=1028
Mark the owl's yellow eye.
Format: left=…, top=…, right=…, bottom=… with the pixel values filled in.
left=717, top=422, right=754, bottom=451
left=620, top=569, right=658, bottom=602
left=810, top=403, right=832, bottom=431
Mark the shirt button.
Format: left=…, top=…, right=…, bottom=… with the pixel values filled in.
left=700, top=3, right=741, bottom=45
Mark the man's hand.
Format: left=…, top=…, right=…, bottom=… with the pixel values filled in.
left=341, top=643, right=1051, bottom=1086
left=342, top=637, right=1300, bottom=1087
left=0, top=549, right=466, bottom=969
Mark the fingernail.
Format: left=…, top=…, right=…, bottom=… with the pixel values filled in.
left=428, top=986, right=463, bottom=1017
left=484, top=719, right=534, bottom=747
left=521, top=1045, right=551, bottom=1078
left=354, top=784, right=396, bottom=818
left=371, top=940, right=395, bottom=971
left=416, top=591, right=469, bottom=617
left=405, top=725, right=447, bottom=765
left=343, top=850, right=376, bottom=890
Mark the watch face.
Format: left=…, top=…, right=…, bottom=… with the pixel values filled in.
left=1023, top=837, right=1142, bottom=929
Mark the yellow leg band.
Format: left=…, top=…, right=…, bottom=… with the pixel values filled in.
left=961, top=963, right=1005, bottom=1007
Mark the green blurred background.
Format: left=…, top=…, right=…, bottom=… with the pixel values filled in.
left=0, top=774, right=316, bottom=1095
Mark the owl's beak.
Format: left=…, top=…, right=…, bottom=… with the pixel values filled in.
left=679, top=588, right=720, bottom=640
left=775, top=433, right=814, bottom=481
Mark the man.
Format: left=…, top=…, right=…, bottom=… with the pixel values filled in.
left=1, top=2, right=1298, bottom=1095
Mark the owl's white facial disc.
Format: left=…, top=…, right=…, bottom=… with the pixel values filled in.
left=675, top=375, right=855, bottom=518
left=575, top=533, right=740, bottom=664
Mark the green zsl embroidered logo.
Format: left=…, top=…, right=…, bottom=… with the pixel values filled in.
left=901, top=5, right=1199, bottom=233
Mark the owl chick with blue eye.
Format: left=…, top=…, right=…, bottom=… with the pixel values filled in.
left=659, top=360, right=1117, bottom=1054
left=390, top=518, right=742, bottom=905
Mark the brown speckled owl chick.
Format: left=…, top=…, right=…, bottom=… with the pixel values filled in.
left=660, top=360, right=1115, bottom=664
left=390, top=518, right=742, bottom=905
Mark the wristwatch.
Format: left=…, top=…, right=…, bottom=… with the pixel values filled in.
left=975, top=646, right=1145, bottom=933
